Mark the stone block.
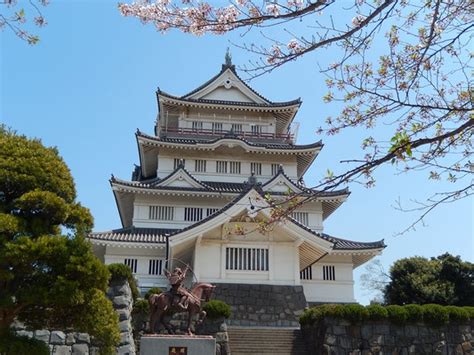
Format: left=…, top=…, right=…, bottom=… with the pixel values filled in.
left=16, top=330, right=34, bottom=338
left=333, top=325, right=347, bottom=335
left=114, top=295, right=132, bottom=309
left=51, top=331, right=67, bottom=345
left=326, top=334, right=337, bottom=345
left=66, top=333, right=76, bottom=345
left=119, top=320, right=131, bottom=333
left=361, top=325, right=372, bottom=338
left=34, top=329, right=50, bottom=342
left=53, top=345, right=72, bottom=355
left=120, top=332, right=133, bottom=346
left=72, top=343, right=89, bottom=355
left=117, top=308, right=131, bottom=321
left=10, top=319, right=25, bottom=330
left=117, top=344, right=135, bottom=354
left=74, top=333, right=91, bottom=344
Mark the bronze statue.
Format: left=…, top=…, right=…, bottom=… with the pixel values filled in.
left=148, top=265, right=215, bottom=335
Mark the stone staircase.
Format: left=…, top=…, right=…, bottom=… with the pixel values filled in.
left=228, top=326, right=309, bottom=355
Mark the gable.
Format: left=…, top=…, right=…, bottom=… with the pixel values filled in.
left=263, top=174, right=303, bottom=194
left=155, top=169, right=207, bottom=189
left=185, top=69, right=268, bottom=104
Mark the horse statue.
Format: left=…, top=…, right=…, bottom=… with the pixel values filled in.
left=148, top=266, right=215, bottom=335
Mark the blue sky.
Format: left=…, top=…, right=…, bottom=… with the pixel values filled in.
left=1, top=1, right=472, bottom=304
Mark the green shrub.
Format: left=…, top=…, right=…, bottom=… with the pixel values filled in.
left=319, top=304, right=346, bottom=319
left=203, top=300, right=231, bottom=320
left=403, top=304, right=424, bottom=323
left=0, top=332, right=49, bottom=355
left=107, top=263, right=139, bottom=300
left=462, top=306, right=474, bottom=319
left=386, top=305, right=408, bottom=324
left=366, top=304, right=388, bottom=320
left=144, top=287, right=163, bottom=300
left=133, top=298, right=150, bottom=314
left=341, top=304, right=369, bottom=323
left=300, top=307, right=322, bottom=326
left=422, top=304, right=449, bottom=326
left=445, top=306, right=469, bottom=323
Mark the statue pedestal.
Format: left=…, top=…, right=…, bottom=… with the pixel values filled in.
left=140, top=334, right=216, bottom=355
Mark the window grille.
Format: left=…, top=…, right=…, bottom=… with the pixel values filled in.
left=206, top=208, right=219, bottom=217
left=271, top=164, right=280, bottom=175
left=291, top=212, right=309, bottom=226
left=149, top=206, right=174, bottom=221
left=212, top=122, right=223, bottom=133
left=148, top=259, right=163, bottom=275
left=251, top=125, right=262, bottom=135
left=250, top=162, right=262, bottom=176
left=174, top=158, right=185, bottom=169
left=229, top=161, right=241, bottom=174
left=225, top=247, right=269, bottom=271
left=184, top=207, right=203, bottom=222
left=300, top=266, right=312, bottom=280
left=195, top=159, right=207, bottom=172
left=323, top=265, right=336, bottom=281
left=231, top=124, right=242, bottom=133
left=124, top=258, right=138, bottom=273
left=192, top=121, right=203, bottom=131
left=216, top=161, right=228, bottom=173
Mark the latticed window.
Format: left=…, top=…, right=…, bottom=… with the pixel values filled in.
left=216, top=161, right=228, bottom=173
left=184, top=207, right=203, bottom=222
left=226, top=247, right=269, bottom=271
left=124, top=258, right=138, bottom=273
left=271, top=163, right=280, bottom=175
left=192, top=121, right=203, bottom=131
left=231, top=124, right=242, bottom=133
left=251, top=125, right=262, bottom=135
left=174, top=158, right=185, bottom=169
left=250, top=162, right=262, bottom=176
left=300, top=266, right=312, bottom=280
left=148, top=259, right=163, bottom=275
left=212, top=122, right=223, bottom=133
left=291, top=212, right=309, bottom=226
left=195, top=159, right=207, bottom=172
left=323, top=265, right=336, bottom=281
left=149, top=206, right=174, bottom=221
left=206, top=208, right=219, bottom=217
left=229, top=161, right=241, bottom=174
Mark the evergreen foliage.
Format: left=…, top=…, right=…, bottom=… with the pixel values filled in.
left=107, top=263, right=139, bottom=300
left=203, top=300, right=232, bottom=320
left=0, top=331, right=49, bottom=355
left=299, top=304, right=474, bottom=326
left=0, top=127, right=119, bottom=353
left=144, top=287, right=163, bottom=301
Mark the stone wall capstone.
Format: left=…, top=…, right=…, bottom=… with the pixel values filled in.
left=212, top=283, right=307, bottom=327
left=12, top=279, right=136, bottom=355
left=301, top=317, right=474, bottom=355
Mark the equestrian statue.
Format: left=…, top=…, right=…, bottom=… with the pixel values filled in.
left=148, top=264, right=215, bottom=335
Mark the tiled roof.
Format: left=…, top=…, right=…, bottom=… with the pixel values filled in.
left=89, top=227, right=176, bottom=244
left=137, top=131, right=322, bottom=151
left=321, top=233, right=386, bottom=250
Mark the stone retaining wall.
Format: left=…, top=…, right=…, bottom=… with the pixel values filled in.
left=301, top=317, right=474, bottom=354
left=213, top=283, right=307, bottom=327
left=12, top=280, right=135, bottom=355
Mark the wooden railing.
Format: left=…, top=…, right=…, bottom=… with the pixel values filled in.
left=161, top=127, right=294, bottom=142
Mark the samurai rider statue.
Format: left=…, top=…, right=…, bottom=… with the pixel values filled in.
left=164, top=266, right=194, bottom=311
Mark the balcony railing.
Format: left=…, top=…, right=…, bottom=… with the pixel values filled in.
left=160, top=127, right=295, bottom=142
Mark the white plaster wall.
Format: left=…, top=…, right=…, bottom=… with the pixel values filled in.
left=201, top=86, right=254, bottom=102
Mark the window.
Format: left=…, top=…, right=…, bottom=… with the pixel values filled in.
left=250, top=162, right=262, bottom=176
left=174, top=158, right=185, bottom=169
left=149, top=206, right=174, bottom=221
left=300, top=266, right=312, bottom=280
left=271, top=164, right=280, bottom=175
left=323, top=265, right=336, bottom=281
left=192, top=121, right=203, bottom=131
left=184, top=207, right=203, bottom=222
left=226, top=247, right=269, bottom=271
left=212, top=122, right=223, bottom=133
left=229, top=161, right=241, bottom=174
left=231, top=124, right=242, bottom=133
left=195, top=159, right=207, bottom=172
left=292, top=212, right=309, bottom=226
left=206, top=208, right=219, bottom=217
left=148, top=259, right=163, bottom=275
left=124, top=258, right=138, bottom=273
left=251, top=125, right=262, bottom=135
left=216, top=161, right=228, bottom=173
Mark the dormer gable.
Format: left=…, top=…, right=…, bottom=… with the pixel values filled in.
left=155, top=166, right=208, bottom=189
left=263, top=167, right=304, bottom=194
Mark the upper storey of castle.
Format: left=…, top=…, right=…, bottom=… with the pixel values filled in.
left=155, top=53, right=302, bottom=144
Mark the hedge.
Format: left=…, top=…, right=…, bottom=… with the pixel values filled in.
left=300, top=303, right=474, bottom=327
left=107, top=263, right=140, bottom=300
left=203, top=300, right=232, bottom=320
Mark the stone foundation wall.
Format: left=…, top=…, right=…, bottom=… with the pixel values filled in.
left=213, top=283, right=307, bottom=327
left=12, top=280, right=135, bottom=355
left=301, top=317, right=474, bottom=355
